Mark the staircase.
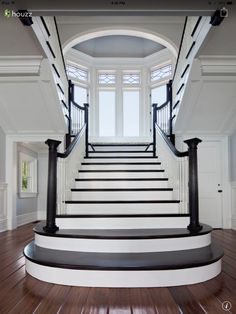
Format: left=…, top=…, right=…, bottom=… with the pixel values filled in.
left=24, top=143, right=223, bottom=287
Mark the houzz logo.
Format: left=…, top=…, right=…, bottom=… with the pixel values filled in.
left=4, top=9, right=32, bottom=18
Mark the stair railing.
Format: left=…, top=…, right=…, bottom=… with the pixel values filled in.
left=154, top=122, right=202, bottom=233
left=152, top=80, right=174, bottom=157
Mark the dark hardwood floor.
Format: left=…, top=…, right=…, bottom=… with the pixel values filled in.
left=0, top=223, right=235, bottom=314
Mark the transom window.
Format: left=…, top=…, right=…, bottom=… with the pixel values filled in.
left=151, top=64, right=172, bottom=83
left=123, top=73, right=140, bottom=85
left=98, top=73, right=116, bottom=85
left=66, top=64, right=88, bottom=82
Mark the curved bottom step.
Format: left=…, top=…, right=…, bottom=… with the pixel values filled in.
left=24, top=241, right=223, bottom=287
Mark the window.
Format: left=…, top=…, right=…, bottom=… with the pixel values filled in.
left=66, top=64, right=88, bottom=82
left=123, top=73, right=140, bottom=85
left=98, top=73, right=116, bottom=85
left=74, top=85, right=88, bottom=105
left=19, top=153, right=37, bottom=198
left=123, top=90, right=140, bottom=137
left=151, top=85, right=167, bottom=106
left=151, top=64, right=172, bottom=83
left=99, top=91, right=116, bottom=136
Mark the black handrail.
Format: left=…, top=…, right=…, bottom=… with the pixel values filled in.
left=155, top=123, right=188, bottom=158
left=154, top=122, right=202, bottom=233
left=57, top=124, right=86, bottom=159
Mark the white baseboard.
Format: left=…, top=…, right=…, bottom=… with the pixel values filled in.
left=17, top=211, right=38, bottom=227
left=0, top=218, right=7, bottom=232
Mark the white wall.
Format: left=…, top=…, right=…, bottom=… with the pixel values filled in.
left=0, top=126, right=6, bottom=181
left=229, top=129, right=236, bottom=182
left=37, top=152, right=48, bottom=220
left=16, top=144, right=38, bottom=226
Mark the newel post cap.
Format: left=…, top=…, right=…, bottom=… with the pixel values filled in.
left=45, top=139, right=62, bottom=149
left=184, top=138, right=202, bottom=148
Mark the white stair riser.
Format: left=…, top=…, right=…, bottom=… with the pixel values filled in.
left=89, top=152, right=153, bottom=157
left=26, top=259, right=222, bottom=287
left=56, top=217, right=190, bottom=229
left=66, top=203, right=179, bottom=215
left=84, top=158, right=158, bottom=163
left=81, top=164, right=161, bottom=171
left=89, top=146, right=151, bottom=151
left=71, top=191, right=173, bottom=201
left=35, top=233, right=211, bottom=253
left=78, top=172, right=165, bottom=179
left=75, top=181, right=169, bottom=189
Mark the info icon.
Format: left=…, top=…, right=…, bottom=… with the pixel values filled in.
left=222, top=301, right=232, bottom=311
left=4, top=9, right=11, bottom=18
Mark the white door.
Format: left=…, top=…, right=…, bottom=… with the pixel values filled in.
left=198, top=140, right=223, bottom=228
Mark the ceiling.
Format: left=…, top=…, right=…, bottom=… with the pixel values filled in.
left=73, top=35, right=165, bottom=58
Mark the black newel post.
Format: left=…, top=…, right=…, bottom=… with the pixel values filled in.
left=84, top=103, right=89, bottom=158
left=152, top=103, right=157, bottom=157
left=44, top=139, right=61, bottom=233
left=184, top=138, right=202, bottom=233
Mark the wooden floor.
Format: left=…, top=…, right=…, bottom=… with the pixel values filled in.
left=0, top=223, right=235, bottom=314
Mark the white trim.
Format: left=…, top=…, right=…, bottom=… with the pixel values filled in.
left=0, top=182, right=7, bottom=232
left=25, top=259, right=221, bottom=288
left=231, top=181, right=236, bottom=230
left=35, top=233, right=211, bottom=253
left=199, top=56, right=236, bottom=75
left=17, top=211, right=37, bottom=227
left=0, top=56, right=43, bottom=75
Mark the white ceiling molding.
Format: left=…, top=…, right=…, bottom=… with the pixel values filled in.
left=198, top=56, right=236, bottom=75
left=0, top=56, right=43, bottom=75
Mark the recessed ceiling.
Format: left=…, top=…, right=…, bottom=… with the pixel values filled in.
left=73, top=35, right=165, bottom=58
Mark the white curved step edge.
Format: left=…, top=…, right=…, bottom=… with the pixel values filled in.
left=75, top=180, right=169, bottom=189
left=25, top=259, right=221, bottom=288
left=81, top=164, right=161, bottom=170
left=56, top=217, right=190, bottom=229
left=84, top=158, right=158, bottom=163
left=66, top=202, right=179, bottom=215
left=35, top=233, right=211, bottom=253
left=71, top=190, right=173, bottom=201
left=78, top=172, right=165, bottom=179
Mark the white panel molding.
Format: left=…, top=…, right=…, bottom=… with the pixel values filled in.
left=231, top=181, right=236, bottom=230
left=0, top=183, right=7, bottom=232
left=17, top=211, right=38, bottom=227
left=199, top=55, right=236, bottom=75
left=0, top=56, right=43, bottom=75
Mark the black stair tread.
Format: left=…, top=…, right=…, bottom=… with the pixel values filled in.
left=56, top=214, right=190, bottom=218
left=89, top=151, right=152, bottom=153
left=65, top=200, right=180, bottom=204
left=34, top=222, right=212, bottom=239
left=79, top=170, right=164, bottom=172
left=84, top=156, right=157, bottom=159
left=82, top=162, right=161, bottom=165
left=75, top=178, right=168, bottom=181
left=71, top=188, right=173, bottom=192
left=91, top=143, right=153, bottom=146
left=24, top=241, right=223, bottom=271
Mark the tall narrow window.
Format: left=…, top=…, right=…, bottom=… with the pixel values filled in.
left=99, top=91, right=116, bottom=136
left=74, top=85, right=88, bottom=106
left=123, top=90, right=139, bottom=137
left=151, top=85, right=167, bottom=106
left=19, top=153, right=37, bottom=198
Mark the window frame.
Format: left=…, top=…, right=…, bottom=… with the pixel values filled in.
left=19, top=152, right=38, bottom=198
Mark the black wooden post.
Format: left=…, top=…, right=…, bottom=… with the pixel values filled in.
left=184, top=138, right=202, bottom=233
left=168, top=80, right=175, bottom=145
left=66, top=80, right=73, bottom=148
left=84, top=103, right=89, bottom=158
left=44, top=139, right=61, bottom=233
left=152, top=103, right=157, bottom=157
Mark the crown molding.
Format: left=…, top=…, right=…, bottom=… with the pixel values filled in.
left=198, top=55, right=236, bottom=75
left=0, top=56, right=43, bottom=75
